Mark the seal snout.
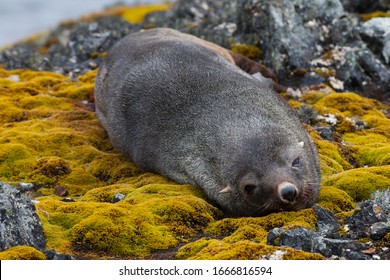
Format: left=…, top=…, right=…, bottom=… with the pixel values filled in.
left=277, top=181, right=298, bottom=203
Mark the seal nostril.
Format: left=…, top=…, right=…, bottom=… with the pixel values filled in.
left=244, top=184, right=257, bottom=195
left=279, top=183, right=298, bottom=203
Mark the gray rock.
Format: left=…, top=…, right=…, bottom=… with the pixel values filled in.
left=345, top=201, right=382, bottom=239
left=267, top=227, right=315, bottom=252
left=314, top=126, right=335, bottom=141
left=370, top=222, right=390, bottom=240
left=314, top=205, right=340, bottom=236
left=267, top=226, right=369, bottom=259
left=360, top=18, right=390, bottom=64
left=0, top=182, right=46, bottom=251
left=45, top=249, right=74, bottom=260
left=113, top=193, right=126, bottom=203
left=236, top=0, right=390, bottom=99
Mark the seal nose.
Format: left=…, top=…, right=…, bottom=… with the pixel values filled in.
left=278, top=182, right=298, bottom=203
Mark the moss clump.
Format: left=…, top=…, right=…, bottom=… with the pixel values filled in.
left=317, top=186, right=355, bottom=213
left=230, top=44, right=263, bottom=60
left=312, top=91, right=385, bottom=118
left=0, top=246, right=46, bottom=260
left=176, top=239, right=325, bottom=260
left=343, top=132, right=390, bottom=166
left=322, top=166, right=390, bottom=202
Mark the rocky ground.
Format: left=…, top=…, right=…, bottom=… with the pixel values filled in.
left=0, top=0, right=389, bottom=260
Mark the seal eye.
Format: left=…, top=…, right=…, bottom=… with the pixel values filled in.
left=244, top=184, right=257, bottom=195
left=292, top=157, right=300, bottom=168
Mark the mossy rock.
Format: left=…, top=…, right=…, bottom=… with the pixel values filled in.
left=0, top=246, right=46, bottom=260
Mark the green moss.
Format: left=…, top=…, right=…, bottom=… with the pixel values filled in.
left=343, top=132, right=390, bottom=166
left=312, top=92, right=385, bottom=118
left=207, top=208, right=316, bottom=237
left=322, top=166, right=390, bottom=201
left=282, top=250, right=325, bottom=260
left=176, top=239, right=324, bottom=260
left=317, top=186, right=355, bottom=213
left=0, top=246, right=46, bottom=260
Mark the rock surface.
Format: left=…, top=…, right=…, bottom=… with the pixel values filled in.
left=0, top=182, right=46, bottom=251
left=1, top=0, right=389, bottom=100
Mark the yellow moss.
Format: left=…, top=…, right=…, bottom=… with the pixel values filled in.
left=121, top=3, right=171, bottom=24
left=343, top=132, right=390, bottom=166
left=317, top=186, right=355, bottom=213
left=381, top=232, right=390, bottom=247
left=282, top=250, right=325, bottom=260
left=222, top=225, right=268, bottom=244
left=288, top=99, right=306, bottom=109
left=230, top=44, right=263, bottom=60
left=323, top=166, right=390, bottom=201
left=175, top=238, right=211, bottom=259
left=360, top=11, right=390, bottom=21
left=311, top=133, right=352, bottom=175
left=177, top=239, right=324, bottom=260
left=312, top=92, right=385, bottom=118
left=70, top=204, right=178, bottom=256
left=207, top=208, right=316, bottom=238
left=0, top=246, right=46, bottom=260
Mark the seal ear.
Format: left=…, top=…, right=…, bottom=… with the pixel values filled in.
left=297, top=141, right=304, bottom=148
left=219, top=185, right=232, bottom=194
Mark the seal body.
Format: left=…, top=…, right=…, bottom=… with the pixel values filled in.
left=95, top=28, right=321, bottom=217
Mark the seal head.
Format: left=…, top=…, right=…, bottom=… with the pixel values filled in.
left=220, top=131, right=320, bottom=216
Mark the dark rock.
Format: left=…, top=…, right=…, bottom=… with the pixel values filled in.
left=370, top=222, right=390, bottom=240
left=45, top=249, right=74, bottom=260
left=313, top=237, right=367, bottom=258
left=267, top=226, right=369, bottom=259
left=267, top=227, right=315, bottom=252
left=340, top=0, right=390, bottom=13
left=0, top=16, right=138, bottom=77
left=61, top=197, right=75, bottom=202
left=300, top=72, right=327, bottom=87
left=0, top=182, right=46, bottom=251
left=54, top=185, right=69, bottom=197
left=237, top=0, right=344, bottom=79
left=314, top=205, right=340, bottom=236
left=113, top=193, right=126, bottom=203
left=345, top=250, right=371, bottom=260
left=344, top=201, right=382, bottom=239
left=17, top=182, right=36, bottom=192
left=266, top=228, right=284, bottom=246
left=236, top=0, right=390, bottom=100
left=314, top=126, right=335, bottom=141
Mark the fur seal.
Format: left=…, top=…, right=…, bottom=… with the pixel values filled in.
left=94, top=28, right=321, bottom=217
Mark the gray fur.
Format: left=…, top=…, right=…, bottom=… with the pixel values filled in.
left=94, top=28, right=321, bottom=217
